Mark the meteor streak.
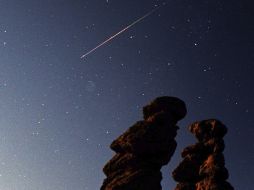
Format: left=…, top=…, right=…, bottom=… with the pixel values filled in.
left=81, top=6, right=160, bottom=59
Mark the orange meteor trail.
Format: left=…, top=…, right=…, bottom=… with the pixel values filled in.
left=81, top=6, right=160, bottom=59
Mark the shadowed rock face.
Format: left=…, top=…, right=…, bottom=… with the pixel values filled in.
left=172, top=119, right=234, bottom=190
left=100, top=96, right=187, bottom=190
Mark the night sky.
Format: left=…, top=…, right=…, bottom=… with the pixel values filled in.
left=0, top=0, right=253, bottom=189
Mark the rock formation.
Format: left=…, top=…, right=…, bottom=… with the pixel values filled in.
left=101, top=96, right=187, bottom=190
left=172, top=119, right=234, bottom=190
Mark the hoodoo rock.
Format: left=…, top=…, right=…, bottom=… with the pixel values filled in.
left=172, top=119, right=234, bottom=190
left=100, top=96, right=187, bottom=190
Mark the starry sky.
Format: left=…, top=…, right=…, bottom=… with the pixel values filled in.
left=0, top=0, right=253, bottom=189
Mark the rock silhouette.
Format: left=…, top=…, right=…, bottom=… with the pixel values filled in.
left=100, top=96, right=187, bottom=190
left=172, top=119, right=234, bottom=190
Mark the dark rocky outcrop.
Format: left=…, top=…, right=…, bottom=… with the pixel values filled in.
left=172, top=119, right=234, bottom=190
left=101, top=96, right=187, bottom=190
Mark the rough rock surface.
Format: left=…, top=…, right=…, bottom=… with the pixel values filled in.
left=100, top=96, right=187, bottom=190
left=172, top=119, right=234, bottom=190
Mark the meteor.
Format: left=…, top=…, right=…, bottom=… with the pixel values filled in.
left=81, top=6, right=160, bottom=59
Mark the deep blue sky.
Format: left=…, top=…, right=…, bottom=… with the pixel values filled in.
left=0, top=0, right=253, bottom=189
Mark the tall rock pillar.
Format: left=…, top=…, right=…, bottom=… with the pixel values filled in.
left=101, top=96, right=187, bottom=190
left=172, top=119, right=234, bottom=190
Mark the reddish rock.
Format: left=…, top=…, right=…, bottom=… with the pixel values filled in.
left=172, top=119, right=234, bottom=190
left=100, top=96, right=186, bottom=190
